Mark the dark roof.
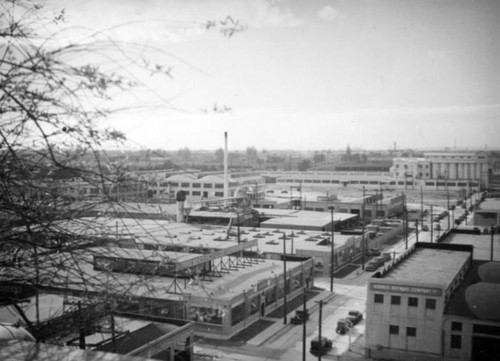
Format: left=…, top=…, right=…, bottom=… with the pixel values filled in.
left=445, top=261, right=500, bottom=321
left=97, top=323, right=179, bottom=354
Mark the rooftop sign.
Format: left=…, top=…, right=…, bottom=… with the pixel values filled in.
left=370, top=282, right=442, bottom=297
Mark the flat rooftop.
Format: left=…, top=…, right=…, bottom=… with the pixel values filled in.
left=257, top=209, right=357, bottom=229
left=441, top=232, right=500, bottom=261
left=49, top=218, right=257, bottom=251
left=251, top=228, right=359, bottom=254
left=476, top=198, right=500, bottom=212
left=2, top=250, right=300, bottom=302
left=381, top=247, right=470, bottom=287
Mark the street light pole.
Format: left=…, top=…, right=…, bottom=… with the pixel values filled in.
left=328, top=206, right=335, bottom=293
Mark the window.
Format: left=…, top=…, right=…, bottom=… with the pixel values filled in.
left=451, top=335, right=462, bottom=349
left=192, top=183, right=201, bottom=188
left=389, top=325, right=399, bottom=335
left=374, top=294, right=384, bottom=303
left=425, top=298, right=436, bottom=310
left=215, top=183, right=224, bottom=189
left=408, top=297, right=418, bottom=307
left=391, top=295, right=401, bottom=305
left=451, top=322, right=462, bottom=332
left=181, top=182, right=190, bottom=188
left=215, top=192, right=224, bottom=197
left=203, top=183, right=212, bottom=188
left=406, top=327, right=417, bottom=337
left=192, top=191, right=201, bottom=196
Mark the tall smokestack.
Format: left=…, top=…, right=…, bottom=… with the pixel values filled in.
left=224, top=132, right=229, bottom=202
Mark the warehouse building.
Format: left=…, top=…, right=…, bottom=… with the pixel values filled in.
left=366, top=242, right=473, bottom=360
left=2, top=219, right=313, bottom=341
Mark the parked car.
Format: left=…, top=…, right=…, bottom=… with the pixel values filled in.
left=310, top=337, right=333, bottom=355
left=365, top=262, right=379, bottom=272
left=381, top=253, right=392, bottom=262
left=366, top=248, right=381, bottom=257
left=372, top=256, right=386, bottom=266
left=336, top=318, right=353, bottom=335
left=346, top=310, right=363, bottom=325
left=290, top=309, right=309, bottom=324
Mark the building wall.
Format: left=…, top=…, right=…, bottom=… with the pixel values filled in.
left=183, top=259, right=314, bottom=340
left=366, top=278, right=446, bottom=359
left=390, top=158, right=431, bottom=179
left=443, top=316, right=500, bottom=361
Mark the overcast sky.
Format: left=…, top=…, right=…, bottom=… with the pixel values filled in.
left=48, top=0, right=500, bottom=151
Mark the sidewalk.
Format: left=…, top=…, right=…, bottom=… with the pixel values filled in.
left=247, top=289, right=337, bottom=346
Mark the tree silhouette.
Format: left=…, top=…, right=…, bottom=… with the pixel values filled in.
left=0, top=1, right=244, bottom=345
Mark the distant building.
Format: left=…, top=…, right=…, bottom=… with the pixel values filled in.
left=390, top=157, right=431, bottom=180
left=163, top=171, right=265, bottom=202
left=391, top=151, right=495, bottom=191
left=56, top=179, right=148, bottom=201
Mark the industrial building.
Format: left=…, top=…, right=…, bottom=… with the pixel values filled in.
left=472, top=197, right=500, bottom=228
left=365, top=242, right=500, bottom=361
left=1, top=219, right=313, bottom=341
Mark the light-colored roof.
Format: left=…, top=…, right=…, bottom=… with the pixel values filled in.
left=252, top=228, right=359, bottom=254
left=382, top=248, right=470, bottom=287
left=259, top=210, right=356, bottom=228
left=166, top=174, right=198, bottom=181
left=198, top=174, right=226, bottom=182
left=477, top=198, right=500, bottom=212
left=442, top=233, right=500, bottom=261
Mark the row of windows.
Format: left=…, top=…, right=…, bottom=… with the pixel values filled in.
left=173, top=190, right=224, bottom=197
left=374, top=294, right=436, bottom=309
left=389, top=325, right=417, bottom=337
left=279, top=179, right=382, bottom=185
left=395, top=164, right=430, bottom=169
left=166, top=182, right=226, bottom=189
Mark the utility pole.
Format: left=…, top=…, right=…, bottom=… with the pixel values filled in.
left=237, top=212, right=241, bottom=244
left=420, top=186, right=424, bottom=228
left=430, top=204, right=434, bottom=242
left=491, top=226, right=495, bottom=261
left=415, top=220, right=419, bottom=243
left=328, top=206, right=335, bottom=293
left=302, top=288, right=307, bottom=361
left=315, top=299, right=327, bottom=361
left=283, top=232, right=287, bottom=324
left=361, top=186, right=366, bottom=271
left=404, top=193, right=408, bottom=250
left=446, top=172, right=450, bottom=230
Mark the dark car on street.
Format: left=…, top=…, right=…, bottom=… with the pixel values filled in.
left=346, top=310, right=363, bottom=325
left=310, top=337, right=333, bottom=355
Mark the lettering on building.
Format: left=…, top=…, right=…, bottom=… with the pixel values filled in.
left=370, top=282, right=442, bottom=296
